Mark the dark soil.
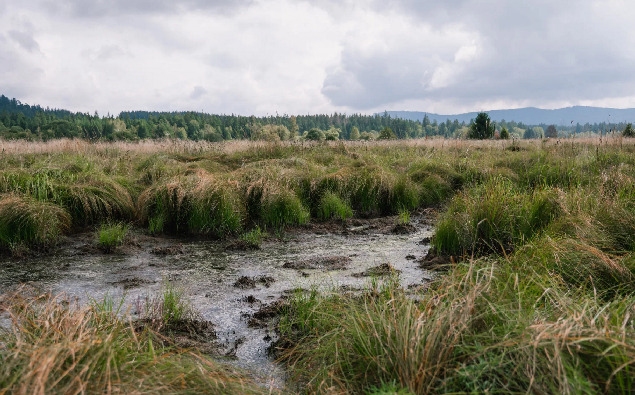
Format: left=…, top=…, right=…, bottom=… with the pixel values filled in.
left=225, top=239, right=260, bottom=251
left=234, top=276, right=256, bottom=289
left=282, top=255, right=352, bottom=270
left=248, top=299, right=287, bottom=329
left=243, top=295, right=260, bottom=304
left=392, top=223, right=417, bottom=234
left=151, top=244, right=184, bottom=255
left=352, top=262, right=400, bottom=277
left=135, top=318, right=219, bottom=354
left=418, top=250, right=454, bottom=271
left=108, top=277, right=157, bottom=290
left=233, top=275, right=277, bottom=289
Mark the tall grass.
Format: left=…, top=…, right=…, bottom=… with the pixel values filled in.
left=277, top=270, right=486, bottom=394
left=0, top=194, right=70, bottom=252
left=1, top=137, right=635, bottom=249
left=137, top=282, right=198, bottom=331
left=278, top=258, right=635, bottom=394
left=433, top=177, right=561, bottom=256
left=97, top=222, right=128, bottom=252
left=57, top=176, right=135, bottom=225
left=0, top=289, right=267, bottom=394
left=188, top=175, right=244, bottom=237
left=316, top=191, right=353, bottom=221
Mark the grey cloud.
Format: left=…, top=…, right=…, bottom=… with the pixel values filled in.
left=322, top=51, right=430, bottom=108
left=0, top=37, right=43, bottom=101
left=190, top=86, right=207, bottom=100
left=43, top=0, right=253, bottom=18
left=7, top=29, right=40, bottom=53
left=321, top=0, right=635, bottom=111
left=80, top=45, right=129, bottom=63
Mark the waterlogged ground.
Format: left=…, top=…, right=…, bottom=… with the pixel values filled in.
left=0, top=214, right=434, bottom=389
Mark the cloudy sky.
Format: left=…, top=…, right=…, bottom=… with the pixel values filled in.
left=2, top=0, right=635, bottom=116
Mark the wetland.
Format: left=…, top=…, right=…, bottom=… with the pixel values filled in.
left=2, top=138, right=635, bottom=394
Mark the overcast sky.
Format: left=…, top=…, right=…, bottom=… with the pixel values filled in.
left=2, top=0, right=635, bottom=116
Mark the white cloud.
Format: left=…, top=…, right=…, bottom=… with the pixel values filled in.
left=2, top=0, right=635, bottom=115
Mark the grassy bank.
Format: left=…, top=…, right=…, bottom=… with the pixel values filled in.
left=269, top=137, right=635, bottom=394
left=6, top=137, right=632, bottom=253
left=0, top=138, right=475, bottom=252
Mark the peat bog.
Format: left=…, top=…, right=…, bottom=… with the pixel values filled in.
left=2, top=137, right=635, bottom=394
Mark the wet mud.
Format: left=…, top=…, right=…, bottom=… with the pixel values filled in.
left=0, top=213, right=435, bottom=388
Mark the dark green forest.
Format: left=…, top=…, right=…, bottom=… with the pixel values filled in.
left=0, top=95, right=626, bottom=141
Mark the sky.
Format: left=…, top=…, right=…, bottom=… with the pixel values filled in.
left=2, top=0, right=635, bottom=116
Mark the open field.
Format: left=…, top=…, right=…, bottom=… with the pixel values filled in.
left=1, top=136, right=635, bottom=393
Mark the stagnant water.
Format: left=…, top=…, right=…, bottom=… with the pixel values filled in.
left=0, top=217, right=434, bottom=389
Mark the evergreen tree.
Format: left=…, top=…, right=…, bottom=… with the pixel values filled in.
left=545, top=125, right=558, bottom=138
left=468, top=112, right=495, bottom=139
left=349, top=126, right=360, bottom=140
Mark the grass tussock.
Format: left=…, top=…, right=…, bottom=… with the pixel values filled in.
left=279, top=259, right=635, bottom=394
left=277, top=270, right=487, bottom=394
left=433, top=177, right=561, bottom=256
left=138, top=171, right=243, bottom=236
left=240, top=226, right=265, bottom=248
left=317, top=191, right=353, bottom=221
left=0, top=194, right=70, bottom=252
left=97, top=222, right=129, bottom=252
left=58, top=176, right=135, bottom=226
left=136, top=282, right=199, bottom=332
left=0, top=289, right=267, bottom=395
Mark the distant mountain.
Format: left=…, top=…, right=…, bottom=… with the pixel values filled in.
left=387, top=106, right=635, bottom=126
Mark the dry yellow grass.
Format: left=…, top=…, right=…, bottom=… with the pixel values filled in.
left=1, top=135, right=633, bottom=157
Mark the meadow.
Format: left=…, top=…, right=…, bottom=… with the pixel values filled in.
left=1, top=137, right=635, bottom=393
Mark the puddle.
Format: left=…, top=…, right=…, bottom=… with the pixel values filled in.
left=0, top=217, right=434, bottom=389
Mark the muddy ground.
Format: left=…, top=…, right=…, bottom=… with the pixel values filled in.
left=0, top=210, right=438, bottom=389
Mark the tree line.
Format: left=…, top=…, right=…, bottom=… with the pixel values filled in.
left=0, top=95, right=631, bottom=142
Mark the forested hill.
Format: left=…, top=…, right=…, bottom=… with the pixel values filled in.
left=388, top=106, right=635, bottom=126
left=0, top=94, right=432, bottom=141
left=0, top=95, right=73, bottom=118
left=0, top=94, right=630, bottom=141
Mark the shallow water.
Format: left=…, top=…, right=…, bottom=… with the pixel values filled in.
left=0, top=218, right=433, bottom=388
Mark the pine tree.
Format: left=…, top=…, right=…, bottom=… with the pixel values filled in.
left=468, top=113, right=494, bottom=139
